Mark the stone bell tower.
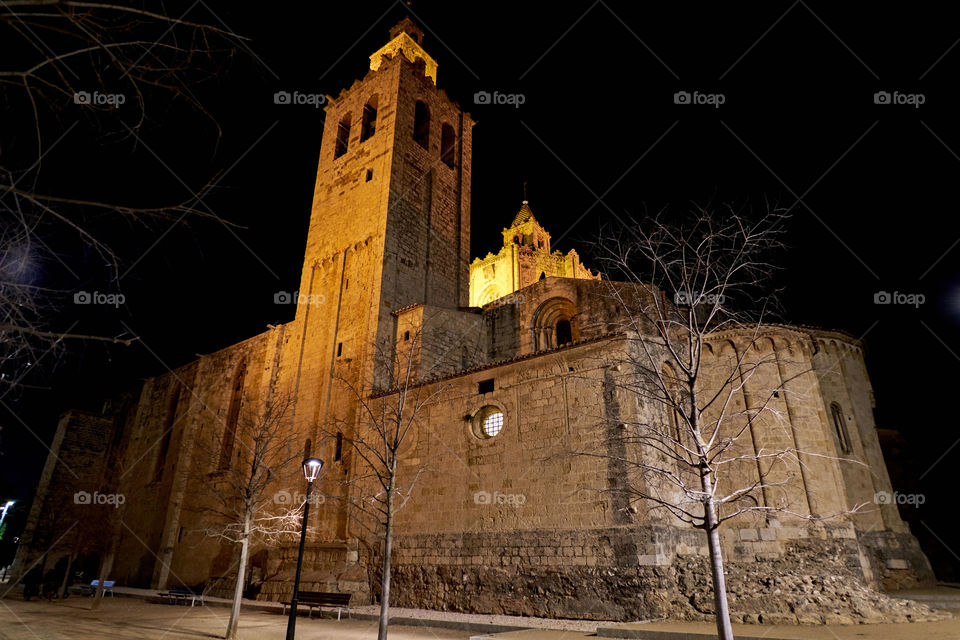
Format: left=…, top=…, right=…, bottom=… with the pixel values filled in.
left=288, top=16, right=474, bottom=419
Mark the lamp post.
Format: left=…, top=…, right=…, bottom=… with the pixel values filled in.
left=286, top=457, right=323, bottom=640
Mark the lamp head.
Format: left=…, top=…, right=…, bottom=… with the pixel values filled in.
left=302, top=457, right=324, bottom=482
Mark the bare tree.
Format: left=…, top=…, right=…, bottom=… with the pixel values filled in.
left=192, top=393, right=305, bottom=639
left=326, top=326, right=448, bottom=640
left=590, top=205, right=863, bottom=640
left=1, top=1, right=241, bottom=390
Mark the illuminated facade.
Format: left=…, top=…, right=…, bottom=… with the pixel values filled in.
left=469, top=200, right=599, bottom=307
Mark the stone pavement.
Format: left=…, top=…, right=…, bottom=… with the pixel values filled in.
left=1, top=585, right=958, bottom=640
left=0, top=598, right=472, bottom=639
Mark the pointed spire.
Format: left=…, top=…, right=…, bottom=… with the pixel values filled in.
left=511, top=200, right=535, bottom=227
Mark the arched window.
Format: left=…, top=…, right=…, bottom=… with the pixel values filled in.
left=304, top=438, right=312, bottom=459
left=538, top=272, right=546, bottom=280
left=440, top=123, right=456, bottom=168
left=360, top=97, right=378, bottom=142
left=334, top=113, right=351, bottom=158
left=556, top=319, right=573, bottom=346
left=531, top=297, right=579, bottom=350
left=830, top=402, right=852, bottom=454
left=219, top=362, right=247, bottom=469
left=335, top=431, right=343, bottom=462
left=413, top=101, right=430, bottom=149
left=154, top=385, right=181, bottom=482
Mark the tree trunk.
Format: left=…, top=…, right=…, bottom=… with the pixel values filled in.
left=226, top=514, right=250, bottom=639
left=57, top=548, right=77, bottom=600
left=700, top=472, right=733, bottom=640
left=378, top=474, right=395, bottom=640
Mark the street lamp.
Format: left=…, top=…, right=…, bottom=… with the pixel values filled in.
left=286, top=457, right=323, bottom=640
left=0, top=501, right=14, bottom=534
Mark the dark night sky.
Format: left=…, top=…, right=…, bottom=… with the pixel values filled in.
left=3, top=2, right=959, bottom=576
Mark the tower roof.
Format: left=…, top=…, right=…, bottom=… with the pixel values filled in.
left=370, top=18, right=438, bottom=84
left=511, top=200, right=536, bottom=227
left=390, top=17, right=424, bottom=44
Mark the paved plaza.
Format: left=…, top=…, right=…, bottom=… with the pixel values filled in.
left=1, top=596, right=959, bottom=640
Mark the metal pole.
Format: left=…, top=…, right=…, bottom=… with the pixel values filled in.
left=285, top=479, right=313, bottom=640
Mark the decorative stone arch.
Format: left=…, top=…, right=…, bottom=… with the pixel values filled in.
left=531, top=297, right=579, bottom=351
left=755, top=336, right=777, bottom=353
left=718, top=339, right=738, bottom=357
left=477, top=285, right=499, bottom=307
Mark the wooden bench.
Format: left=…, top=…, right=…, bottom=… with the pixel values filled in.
left=157, top=585, right=204, bottom=607
left=81, top=580, right=115, bottom=596
left=281, top=591, right=351, bottom=620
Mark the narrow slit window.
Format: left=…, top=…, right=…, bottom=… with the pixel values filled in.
left=440, top=123, right=456, bottom=168
left=360, top=97, right=378, bottom=141
left=831, top=402, right=852, bottom=454
left=413, top=101, right=430, bottom=149
left=334, top=113, right=351, bottom=158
